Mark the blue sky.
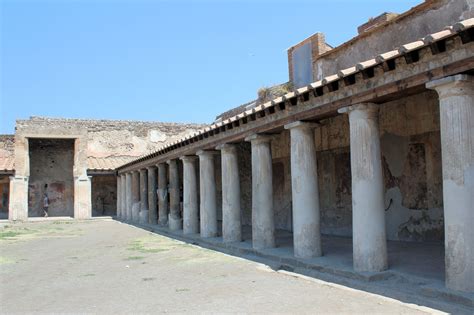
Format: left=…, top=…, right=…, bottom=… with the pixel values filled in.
left=0, top=0, right=421, bottom=134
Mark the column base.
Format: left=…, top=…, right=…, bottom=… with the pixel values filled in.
left=132, top=203, right=140, bottom=222
left=158, top=217, right=169, bottom=226
left=168, top=215, right=182, bottom=231
left=139, top=210, right=149, bottom=224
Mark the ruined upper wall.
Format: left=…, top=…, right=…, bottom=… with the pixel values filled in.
left=15, top=117, right=208, bottom=171
left=312, top=0, right=473, bottom=80
left=0, top=135, right=15, bottom=172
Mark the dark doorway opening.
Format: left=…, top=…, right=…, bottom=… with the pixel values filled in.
left=28, top=138, right=75, bottom=217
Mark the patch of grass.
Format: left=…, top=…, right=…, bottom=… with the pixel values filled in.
left=126, top=256, right=145, bottom=260
left=80, top=273, right=95, bottom=277
left=127, top=237, right=171, bottom=254
left=175, top=288, right=190, bottom=292
left=0, top=231, right=22, bottom=239
left=0, top=256, right=15, bottom=265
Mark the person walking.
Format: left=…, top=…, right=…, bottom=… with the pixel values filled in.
left=43, top=193, right=49, bottom=218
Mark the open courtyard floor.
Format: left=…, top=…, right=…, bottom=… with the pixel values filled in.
left=0, top=219, right=471, bottom=314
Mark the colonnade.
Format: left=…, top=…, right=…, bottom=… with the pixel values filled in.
left=116, top=75, right=473, bottom=292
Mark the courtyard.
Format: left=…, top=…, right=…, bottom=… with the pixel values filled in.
left=0, top=219, right=469, bottom=314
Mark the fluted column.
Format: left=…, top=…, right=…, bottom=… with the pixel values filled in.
left=339, top=103, right=387, bottom=272
left=197, top=150, right=218, bottom=238
left=121, top=174, right=126, bottom=220
left=285, top=121, right=322, bottom=258
left=245, top=134, right=275, bottom=250
left=427, top=74, right=474, bottom=293
left=181, top=156, right=199, bottom=235
left=139, top=169, right=149, bottom=224
left=116, top=175, right=122, bottom=218
left=131, top=170, right=140, bottom=223
left=217, top=144, right=242, bottom=243
left=167, top=159, right=182, bottom=230
left=125, top=172, right=132, bottom=221
left=157, top=163, right=169, bottom=226
left=147, top=166, right=158, bottom=225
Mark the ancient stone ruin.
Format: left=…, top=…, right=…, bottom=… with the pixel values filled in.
left=1, top=0, right=473, bottom=295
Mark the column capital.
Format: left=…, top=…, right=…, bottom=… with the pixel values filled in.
left=139, top=168, right=147, bottom=174
left=196, top=150, right=219, bottom=157
left=215, top=143, right=238, bottom=151
left=180, top=155, right=198, bottom=162
left=245, top=134, right=275, bottom=144
left=426, top=74, right=474, bottom=99
left=166, top=159, right=177, bottom=165
left=284, top=121, right=319, bottom=130
left=337, top=103, right=379, bottom=115
left=146, top=165, right=157, bottom=171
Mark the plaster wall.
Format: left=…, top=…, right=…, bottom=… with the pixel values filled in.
left=91, top=175, right=117, bottom=216
left=245, top=91, right=443, bottom=241
left=0, top=176, right=9, bottom=219
left=28, top=139, right=75, bottom=217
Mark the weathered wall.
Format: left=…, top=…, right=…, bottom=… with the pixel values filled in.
left=28, top=139, right=75, bottom=217
left=0, top=176, right=9, bottom=219
left=10, top=117, right=207, bottom=220
left=312, top=0, right=472, bottom=80
left=237, top=142, right=252, bottom=227
left=0, top=135, right=15, bottom=172
left=91, top=175, right=117, bottom=216
left=312, top=90, right=443, bottom=241
left=252, top=90, right=443, bottom=241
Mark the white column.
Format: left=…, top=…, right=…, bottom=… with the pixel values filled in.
left=167, top=159, right=182, bottom=231
left=157, top=163, right=169, bottom=226
left=126, top=172, right=132, bottom=221
left=181, top=156, right=199, bottom=235
left=285, top=121, right=322, bottom=258
left=245, top=134, right=275, bottom=250
left=339, top=103, right=387, bottom=272
left=139, top=169, right=149, bottom=224
left=427, top=74, right=474, bottom=293
left=8, top=176, right=28, bottom=221
left=121, top=174, right=126, bottom=220
left=217, top=144, right=242, bottom=243
left=147, top=166, right=158, bottom=225
left=197, top=150, right=218, bottom=238
left=131, top=170, right=140, bottom=223
left=116, top=175, right=122, bottom=218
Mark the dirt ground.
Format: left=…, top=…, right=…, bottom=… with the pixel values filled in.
left=0, top=220, right=448, bottom=314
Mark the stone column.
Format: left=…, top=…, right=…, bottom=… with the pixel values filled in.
left=285, top=121, right=322, bottom=258
left=427, top=74, right=474, bottom=293
left=126, top=172, right=132, bottom=221
left=197, top=150, right=218, bottom=238
left=8, top=176, right=29, bottom=221
left=181, top=156, right=199, bottom=235
left=121, top=174, right=126, bottom=220
left=245, top=134, right=275, bottom=250
left=73, top=137, right=92, bottom=219
left=131, top=170, right=140, bottom=223
left=9, top=136, right=29, bottom=221
left=338, top=103, right=387, bottom=272
left=116, top=175, right=122, bottom=218
left=139, top=169, right=149, bottom=224
left=157, top=163, right=169, bottom=226
left=147, top=166, right=158, bottom=225
left=167, top=159, right=182, bottom=230
left=217, top=144, right=242, bottom=243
